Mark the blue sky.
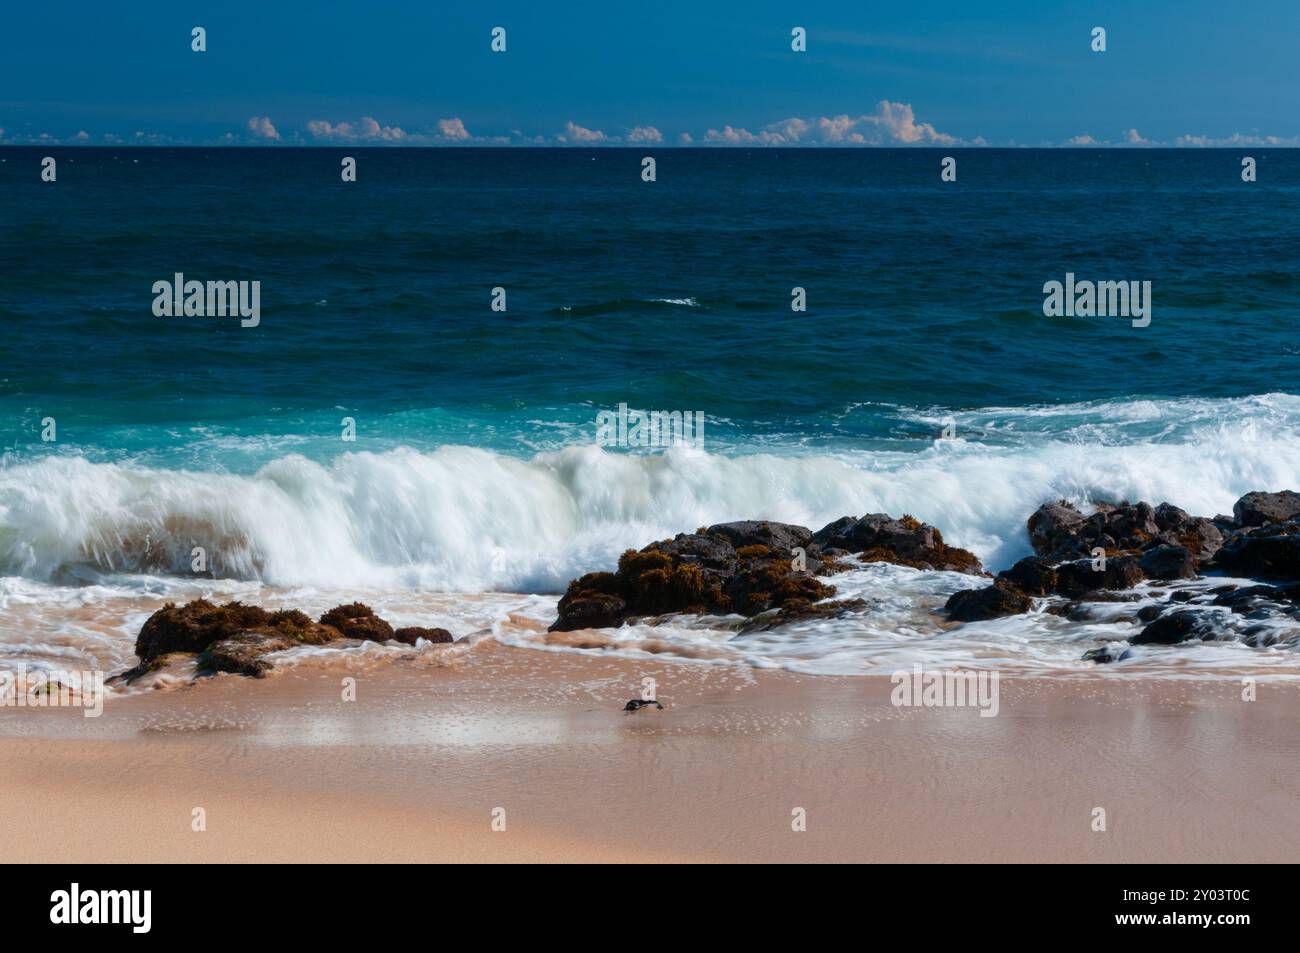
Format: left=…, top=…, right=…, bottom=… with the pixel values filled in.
left=2, top=0, right=1297, bottom=146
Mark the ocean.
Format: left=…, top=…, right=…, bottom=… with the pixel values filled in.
left=3, top=146, right=1300, bottom=678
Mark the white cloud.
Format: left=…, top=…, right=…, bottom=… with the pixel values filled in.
left=678, top=132, right=693, bottom=145
left=869, top=101, right=958, bottom=144
left=559, top=121, right=607, bottom=143
left=704, top=124, right=786, bottom=145
left=704, top=101, right=960, bottom=146
left=1067, top=134, right=1097, bottom=146
left=626, top=125, right=663, bottom=144
left=307, top=116, right=407, bottom=141
left=437, top=117, right=471, bottom=141
left=73, top=130, right=89, bottom=141
left=1124, top=128, right=1149, bottom=145
left=246, top=116, right=280, bottom=141
left=1175, top=131, right=1299, bottom=147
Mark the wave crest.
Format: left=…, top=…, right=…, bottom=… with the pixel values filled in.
left=3, top=402, right=1300, bottom=591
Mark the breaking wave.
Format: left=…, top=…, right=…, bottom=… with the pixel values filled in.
left=3, top=394, right=1300, bottom=593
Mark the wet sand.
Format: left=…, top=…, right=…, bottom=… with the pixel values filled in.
left=2, top=641, right=1298, bottom=863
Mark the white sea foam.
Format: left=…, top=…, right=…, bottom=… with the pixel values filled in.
left=2, top=394, right=1299, bottom=676
left=3, top=395, right=1299, bottom=590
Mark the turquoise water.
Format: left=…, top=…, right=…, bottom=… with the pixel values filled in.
left=2, top=146, right=1300, bottom=676
left=1, top=146, right=1299, bottom=594
left=3, top=147, right=1299, bottom=465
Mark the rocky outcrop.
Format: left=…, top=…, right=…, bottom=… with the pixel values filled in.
left=944, top=582, right=1033, bottom=622
left=129, top=599, right=451, bottom=679
left=1027, top=499, right=1159, bottom=559
left=1131, top=609, right=1223, bottom=645
left=1082, top=645, right=1132, bottom=664
left=1027, top=502, right=1087, bottom=561
left=319, top=603, right=395, bottom=642
left=811, top=514, right=983, bottom=574
left=1027, top=499, right=1223, bottom=565
left=1051, top=555, right=1145, bottom=597
left=551, top=523, right=837, bottom=633
left=1152, top=504, right=1226, bottom=561
left=1213, top=522, right=1300, bottom=579
left=1233, top=491, right=1300, bottom=528
left=551, top=514, right=983, bottom=633
left=1138, top=545, right=1197, bottom=580
left=996, top=556, right=1058, bottom=596
left=945, top=552, right=1145, bottom=623
left=704, top=520, right=812, bottom=555
left=393, top=626, right=454, bottom=646
left=136, top=601, right=337, bottom=664
left=202, top=632, right=304, bottom=677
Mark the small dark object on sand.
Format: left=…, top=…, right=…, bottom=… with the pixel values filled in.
left=623, top=699, right=664, bottom=712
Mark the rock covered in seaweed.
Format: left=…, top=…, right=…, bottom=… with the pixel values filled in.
left=393, top=626, right=454, bottom=646
left=551, top=523, right=836, bottom=632
left=550, top=515, right=983, bottom=632
left=135, top=600, right=336, bottom=663
left=129, top=599, right=450, bottom=679
left=1027, top=499, right=1223, bottom=565
left=810, top=514, right=983, bottom=574
left=320, top=602, right=395, bottom=642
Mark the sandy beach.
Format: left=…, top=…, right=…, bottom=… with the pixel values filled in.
left=3, top=641, right=1297, bottom=863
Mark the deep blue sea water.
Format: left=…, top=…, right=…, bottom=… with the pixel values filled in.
left=3, top=148, right=1299, bottom=463
left=2, top=147, right=1300, bottom=676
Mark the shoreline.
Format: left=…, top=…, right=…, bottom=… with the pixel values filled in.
left=4, top=641, right=1297, bottom=863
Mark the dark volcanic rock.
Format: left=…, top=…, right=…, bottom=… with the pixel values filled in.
left=644, top=533, right=737, bottom=571
left=1233, top=490, right=1300, bottom=527
left=1139, top=545, right=1197, bottom=580
left=1052, top=555, right=1145, bottom=598
left=703, top=520, right=812, bottom=555
left=1027, top=491, right=1300, bottom=569
left=393, top=626, right=454, bottom=646
left=1027, top=501, right=1087, bottom=560
left=1027, top=498, right=1222, bottom=564
left=1137, top=603, right=1165, bottom=623
left=319, top=603, right=396, bottom=642
left=1214, top=522, right=1300, bottom=579
left=550, top=530, right=836, bottom=633
left=1210, top=583, right=1300, bottom=621
left=1151, top=504, right=1225, bottom=562
left=551, top=512, right=985, bottom=632
left=136, top=600, right=336, bottom=663
left=1082, top=645, right=1133, bottom=664
left=945, top=582, right=1033, bottom=622
left=552, top=574, right=628, bottom=631
left=202, top=632, right=300, bottom=677
left=1241, top=625, right=1300, bottom=648
left=735, top=598, right=869, bottom=634
left=997, top=556, right=1058, bottom=596
left=811, top=513, right=982, bottom=574
left=1087, top=501, right=1158, bottom=548
left=1131, top=609, right=1221, bottom=645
